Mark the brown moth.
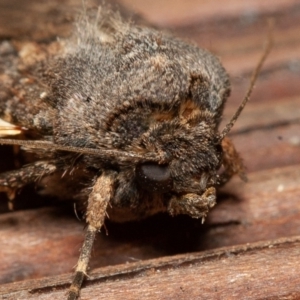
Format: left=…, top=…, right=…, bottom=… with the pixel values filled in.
left=0, top=6, right=271, bottom=300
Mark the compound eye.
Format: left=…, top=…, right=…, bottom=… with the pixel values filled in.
left=136, top=162, right=173, bottom=192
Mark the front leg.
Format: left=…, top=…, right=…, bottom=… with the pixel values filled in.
left=68, top=170, right=117, bottom=300
left=168, top=187, right=216, bottom=220
left=0, top=161, right=57, bottom=206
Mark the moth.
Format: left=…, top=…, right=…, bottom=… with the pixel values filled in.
left=0, top=6, right=271, bottom=300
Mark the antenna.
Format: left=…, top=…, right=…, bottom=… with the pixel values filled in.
left=219, top=21, right=273, bottom=141
left=0, top=138, right=156, bottom=163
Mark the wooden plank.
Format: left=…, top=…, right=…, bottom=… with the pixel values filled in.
left=1, top=164, right=300, bottom=288
left=118, top=0, right=300, bottom=27
left=0, top=0, right=76, bottom=41
left=1, top=236, right=300, bottom=299
left=0, top=0, right=300, bottom=299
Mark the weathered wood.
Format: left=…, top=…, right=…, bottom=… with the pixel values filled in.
left=120, top=0, right=300, bottom=27
left=225, top=97, right=300, bottom=172
left=1, top=236, right=300, bottom=299
left=0, top=0, right=76, bottom=41
left=0, top=0, right=300, bottom=299
left=0, top=0, right=146, bottom=42
left=1, top=164, right=300, bottom=293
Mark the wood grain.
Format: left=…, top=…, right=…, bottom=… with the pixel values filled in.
left=1, top=236, right=300, bottom=299
left=0, top=0, right=300, bottom=299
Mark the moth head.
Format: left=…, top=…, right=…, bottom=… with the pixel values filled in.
left=103, top=98, right=223, bottom=221
left=109, top=29, right=273, bottom=218
left=111, top=97, right=223, bottom=198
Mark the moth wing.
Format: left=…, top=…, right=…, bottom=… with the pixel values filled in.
left=0, top=40, right=60, bottom=135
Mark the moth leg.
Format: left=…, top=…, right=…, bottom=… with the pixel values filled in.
left=0, top=161, right=57, bottom=208
left=168, top=187, right=216, bottom=221
left=218, top=137, right=246, bottom=186
left=68, top=170, right=116, bottom=300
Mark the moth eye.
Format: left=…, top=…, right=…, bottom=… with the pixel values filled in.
left=216, top=143, right=223, bottom=154
left=136, top=162, right=173, bottom=192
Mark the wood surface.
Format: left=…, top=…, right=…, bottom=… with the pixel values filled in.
left=0, top=0, right=300, bottom=299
